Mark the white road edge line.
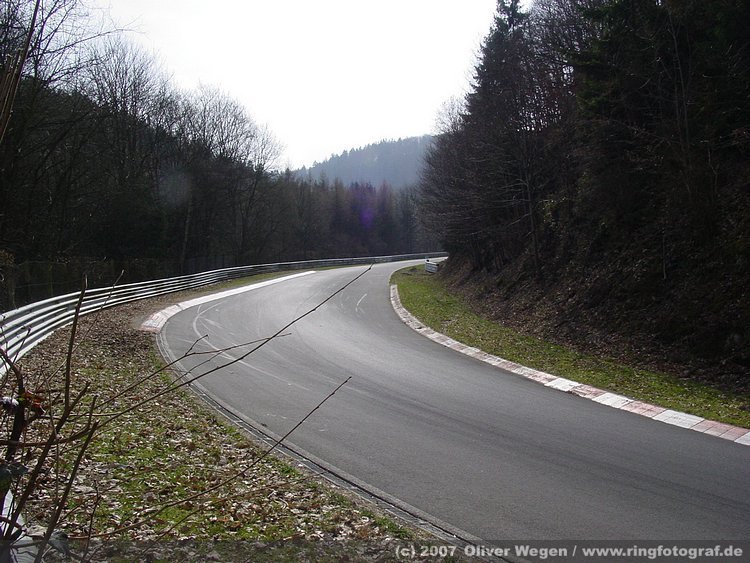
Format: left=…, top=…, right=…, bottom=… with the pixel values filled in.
left=139, top=271, right=316, bottom=333
left=389, top=284, right=750, bottom=447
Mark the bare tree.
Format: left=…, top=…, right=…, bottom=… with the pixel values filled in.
left=73, top=35, right=178, bottom=260
left=1, top=0, right=129, bottom=264
left=0, top=0, right=40, bottom=144
left=182, top=84, right=257, bottom=161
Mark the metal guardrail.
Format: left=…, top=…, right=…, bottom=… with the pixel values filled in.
left=0, top=253, right=446, bottom=375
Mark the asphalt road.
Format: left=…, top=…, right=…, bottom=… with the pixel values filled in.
left=158, top=261, right=750, bottom=542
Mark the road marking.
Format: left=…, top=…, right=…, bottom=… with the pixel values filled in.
left=140, top=271, right=316, bottom=333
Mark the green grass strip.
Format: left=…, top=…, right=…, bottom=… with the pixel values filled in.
left=392, top=266, right=750, bottom=429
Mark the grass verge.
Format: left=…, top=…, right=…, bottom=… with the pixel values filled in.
left=392, top=266, right=750, bottom=429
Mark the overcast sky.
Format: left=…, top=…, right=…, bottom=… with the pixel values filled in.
left=92, top=1, right=499, bottom=169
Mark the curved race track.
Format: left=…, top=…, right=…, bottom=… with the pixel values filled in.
left=158, top=261, right=750, bottom=543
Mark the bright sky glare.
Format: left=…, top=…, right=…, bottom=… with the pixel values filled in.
left=92, top=0, right=499, bottom=169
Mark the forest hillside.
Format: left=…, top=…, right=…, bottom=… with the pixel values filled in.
left=298, top=136, right=433, bottom=189
left=0, top=3, right=436, bottom=310
left=419, top=0, right=750, bottom=388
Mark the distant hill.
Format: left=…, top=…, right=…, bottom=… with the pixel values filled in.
left=298, top=135, right=433, bottom=189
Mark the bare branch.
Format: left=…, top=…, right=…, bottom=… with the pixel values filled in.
left=100, top=265, right=372, bottom=429
left=94, top=333, right=290, bottom=411
left=84, top=375, right=351, bottom=544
